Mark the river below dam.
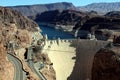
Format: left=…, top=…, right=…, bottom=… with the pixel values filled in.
left=39, top=25, right=75, bottom=39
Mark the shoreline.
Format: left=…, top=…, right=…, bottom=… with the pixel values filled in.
left=38, top=23, right=76, bottom=39
left=37, top=22, right=75, bottom=34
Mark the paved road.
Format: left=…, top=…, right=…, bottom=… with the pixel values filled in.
left=27, top=47, right=46, bottom=80
left=7, top=54, right=23, bottom=80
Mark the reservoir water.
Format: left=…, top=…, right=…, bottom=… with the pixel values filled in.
left=39, top=25, right=75, bottom=39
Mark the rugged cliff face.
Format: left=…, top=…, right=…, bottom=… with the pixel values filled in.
left=34, top=9, right=98, bottom=32
left=0, top=7, right=42, bottom=80
left=35, top=9, right=89, bottom=25
left=76, top=15, right=120, bottom=39
left=80, top=16, right=120, bottom=31
left=92, top=47, right=120, bottom=80
left=0, top=7, right=40, bottom=31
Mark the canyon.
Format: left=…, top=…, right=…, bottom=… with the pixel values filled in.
left=1, top=2, right=120, bottom=80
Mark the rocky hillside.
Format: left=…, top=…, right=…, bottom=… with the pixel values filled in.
left=34, top=9, right=92, bottom=25
left=0, top=7, right=40, bottom=31
left=72, top=11, right=120, bottom=39
left=78, top=2, right=120, bottom=14
left=9, top=2, right=76, bottom=16
left=92, top=46, right=120, bottom=80
left=80, top=16, right=120, bottom=31
left=34, top=9, right=99, bottom=32
left=0, top=7, right=42, bottom=80
left=0, top=41, right=14, bottom=80
left=105, top=11, right=120, bottom=18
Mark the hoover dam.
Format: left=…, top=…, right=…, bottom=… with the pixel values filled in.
left=41, top=38, right=109, bottom=80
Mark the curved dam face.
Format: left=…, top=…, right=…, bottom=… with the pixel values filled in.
left=42, top=39, right=109, bottom=80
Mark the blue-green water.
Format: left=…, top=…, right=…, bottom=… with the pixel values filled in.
left=39, top=25, right=75, bottom=39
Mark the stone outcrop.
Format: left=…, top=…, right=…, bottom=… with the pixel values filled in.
left=92, top=47, right=120, bottom=80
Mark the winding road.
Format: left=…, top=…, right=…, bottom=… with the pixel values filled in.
left=7, top=47, right=46, bottom=80
left=7, top=54, right=23, bottom=80
left=27, top=47, right=46, bottom=80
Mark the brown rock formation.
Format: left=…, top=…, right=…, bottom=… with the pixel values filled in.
left=0, top=41, right=14, bottom=80
left=92, top=48, right=120, bottom=80
left=0, top=7, right=40, bottom=31
left=39, top=54, right=56, bottom=80
left=32, top=48, right=56, bottom=80
left=113, top=36, right=120, bottom=44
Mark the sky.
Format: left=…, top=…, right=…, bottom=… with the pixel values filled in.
left=1, top=0, right=120, bottom=6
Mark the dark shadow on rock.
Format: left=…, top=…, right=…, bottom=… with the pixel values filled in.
left=67, top=39, right=109, bottom=80
left=92, top=47, right=120, bottom=80
left=72, top=56, right=76, bottom=60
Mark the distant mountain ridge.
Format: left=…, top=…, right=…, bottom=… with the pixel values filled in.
left=7, top=2, right=120, bottom=40
left=9, top=2, right=120, bottom=16
left=78, top=2, right=120, bottom=14
left=9, top=2, right=76, bottom=16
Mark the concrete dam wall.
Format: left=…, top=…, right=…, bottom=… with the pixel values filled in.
left=42, top=39, right=109, bottom=80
